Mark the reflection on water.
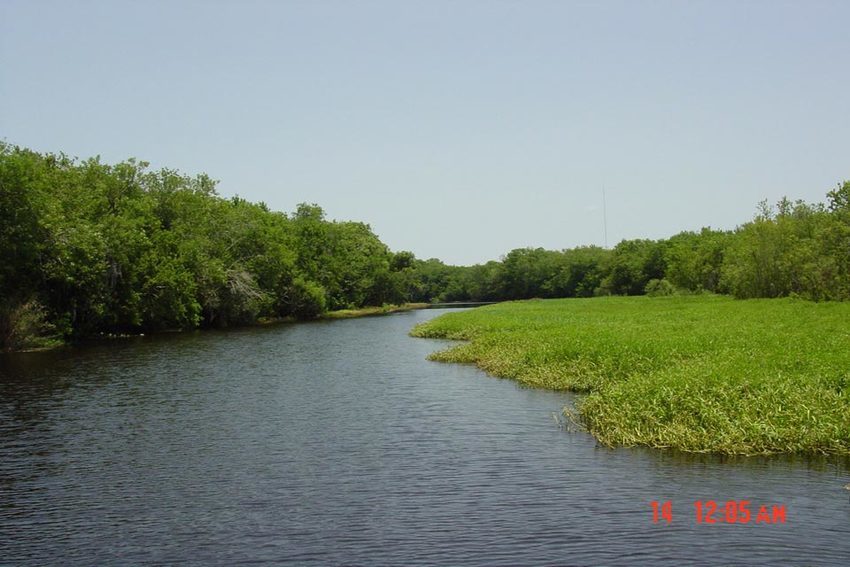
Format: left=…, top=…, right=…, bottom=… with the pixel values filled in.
left=1, top=309, right=849, bottom=565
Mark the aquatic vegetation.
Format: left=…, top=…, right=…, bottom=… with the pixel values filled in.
left=322, top=303, right=429, bottom=319
left=411, top=296, right=850, bottom=455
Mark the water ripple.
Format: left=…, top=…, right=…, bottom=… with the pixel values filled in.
left=1, top=310, right=849, bottom=565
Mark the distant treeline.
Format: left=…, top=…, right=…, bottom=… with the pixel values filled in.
left=1, top=142, right=849, bottom=349
left=435, top=185, right=850, bottom=304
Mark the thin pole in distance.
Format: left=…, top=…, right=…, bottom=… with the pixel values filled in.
left=602, top=186, right=609, bottom=249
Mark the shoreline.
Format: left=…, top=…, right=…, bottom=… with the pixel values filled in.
left=2, top=303, right=433, bottom=354
left=321, top=303, right=430, bottom=320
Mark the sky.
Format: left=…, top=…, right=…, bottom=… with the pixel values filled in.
left=1, top=0, right=848, bottom=265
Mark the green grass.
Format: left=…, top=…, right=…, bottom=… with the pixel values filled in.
left=323, top=303, right=429, bottom=319
left=410, top=296, right=850, bottom=455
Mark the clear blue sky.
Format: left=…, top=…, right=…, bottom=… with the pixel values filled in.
left=2, top=0, right=848, bottom=265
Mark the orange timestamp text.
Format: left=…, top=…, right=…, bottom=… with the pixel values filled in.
left=650, top=500, right=786, bottom=525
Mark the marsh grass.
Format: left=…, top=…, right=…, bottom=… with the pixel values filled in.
left=323, top=303, right=429, bottom=319
left=410, top=296, right=850, bottom=455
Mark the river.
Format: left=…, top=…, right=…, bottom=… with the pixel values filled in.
left=1, top=308, right=848, bottom=565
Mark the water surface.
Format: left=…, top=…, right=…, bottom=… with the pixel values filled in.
left=1, top=309, right=849, bottom=565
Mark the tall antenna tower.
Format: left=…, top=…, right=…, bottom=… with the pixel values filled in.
left=602, top=186, right=608, bottom=249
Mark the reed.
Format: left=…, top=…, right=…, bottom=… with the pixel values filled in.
left=411, top=296, right=850, bottom=455
left=323, top=303, right=429, bottom=319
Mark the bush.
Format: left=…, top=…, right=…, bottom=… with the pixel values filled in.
left=0, top=299, right=57, bottom=351
left=287, top=277, right=327, bottom=319
left=644, top=278, right=675, bottom=297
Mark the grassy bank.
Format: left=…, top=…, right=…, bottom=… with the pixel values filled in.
left=410, top=296, right=850, bottom=455
left=323, top=303, right=429, bottom=319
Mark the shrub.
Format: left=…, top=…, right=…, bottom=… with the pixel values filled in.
left=0, top=299, right=56, bottom=351
left=644, top=278, right=675, bottom=296
left=287, top=277, right=327, bottom=319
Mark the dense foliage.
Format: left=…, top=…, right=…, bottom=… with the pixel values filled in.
left=398, top=185, right=850, bottom=306
left=1, top=142, right=848, bottom=349
left=421, top=187, right=850, bottom=304
left=0, top=144, right=413, bottom=348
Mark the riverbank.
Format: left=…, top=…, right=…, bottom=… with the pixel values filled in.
left=2, top=304, right=432, bottom=353
left=322, top=303, right=430, bottom=319
left=410, top=295, right=850, bottom=455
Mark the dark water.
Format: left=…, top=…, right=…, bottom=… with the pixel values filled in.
left=1, top=309, right=849, bottom=566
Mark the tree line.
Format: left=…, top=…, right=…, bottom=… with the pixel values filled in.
left=1, top=142, right=849, bottom=349
left=430, top=187, right=850, bottom=304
